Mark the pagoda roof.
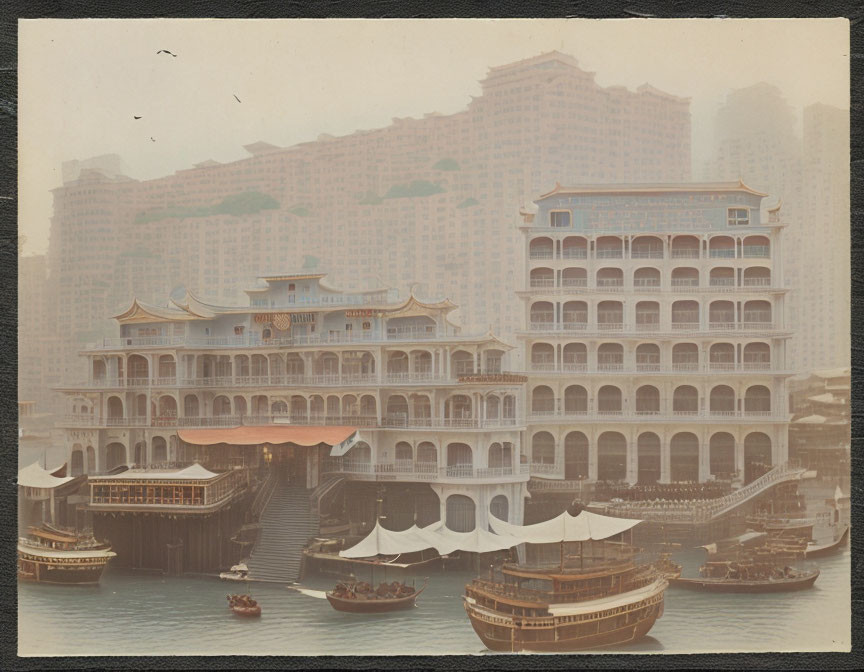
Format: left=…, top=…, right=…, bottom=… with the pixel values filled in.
left=536, top=179, right=768, bottom=201
left=112, top=298, right=208, bottom=323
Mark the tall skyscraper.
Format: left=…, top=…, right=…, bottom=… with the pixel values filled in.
left=704, top=84, right=848, bottom=372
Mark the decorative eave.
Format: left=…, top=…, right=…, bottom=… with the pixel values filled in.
left=767, top=199, right=782, bottom=213
left=259, top=273, right=328, bottom=283
left=535, top=180, right=769, bottom=202
left=383, top=293, right=458, bottom=319
left=113, top=298, right=206, bottom=324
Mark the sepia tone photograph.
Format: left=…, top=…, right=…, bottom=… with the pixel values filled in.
left=16, top=17, right=851, bottom=657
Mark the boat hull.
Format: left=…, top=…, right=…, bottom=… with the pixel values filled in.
left=805, top=527, right=849, bottom=558
left=18, top=551, right=113, bottom=586
left=325, top=592, right=418, bottom=613
left=231, top=606, right=261, bottom=617
left=669, top=571, right=819, bottom=593
left=464, top=599, right=663, bottom=653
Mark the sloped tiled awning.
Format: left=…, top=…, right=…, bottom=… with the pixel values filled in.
left=178, top=425, right=357, bottom=447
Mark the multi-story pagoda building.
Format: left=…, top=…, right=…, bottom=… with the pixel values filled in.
left=518, top=182, right=792, bottom=489
left=59, top=273, right=528, bottom=548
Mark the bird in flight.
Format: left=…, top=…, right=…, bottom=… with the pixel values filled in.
left=151, top=137, right=156, bottom=142
left=233, top=94, right=241, bottom=103
left=133, top=116, right=142, bottom=120
left=156, top=50, right=177, bottom=57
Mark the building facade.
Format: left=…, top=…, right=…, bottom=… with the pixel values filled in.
left=35, top=51, right=691, bottom=411
left=518, top=183, right=792, bottom=487
left=59, top=274, right=529, bottom=532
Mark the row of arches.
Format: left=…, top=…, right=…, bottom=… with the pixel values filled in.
left=530, top=299, right=773, bottom=326
left=529, top=234, right=770, bottom=260
left=529, top=265, right=771, bottom=289
left=343, top=441, right=517, bottom=472
left=530, top=430, right=773, bottom=483
left=530, top=384, right=771, bottom=414
left=97, top=348, right=505, bottom=382
left=530, top=341, right=771, bottom=370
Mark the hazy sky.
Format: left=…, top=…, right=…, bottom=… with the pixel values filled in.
left=19, top=18, right=849, bottom=256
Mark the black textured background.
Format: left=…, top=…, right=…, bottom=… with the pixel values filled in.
left=0, top=3, right=860, bottom=670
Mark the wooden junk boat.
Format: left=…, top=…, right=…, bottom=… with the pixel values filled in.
left=325, top=578, right=428, bottom=613
left=463, top=510, right=667, bottom=653
left=805, top=525, right=849, bottom=558
left=18, top=524, right=116, bottom=585
left=669, top=561, right=819, bottom=593
left=227, top=593, right=261, bottom=617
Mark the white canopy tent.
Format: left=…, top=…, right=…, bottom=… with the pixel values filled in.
left=488, top=510, right=641, bottom=543
left=339, top=521, right=521, bottom=558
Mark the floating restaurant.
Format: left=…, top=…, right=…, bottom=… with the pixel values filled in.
left=57, top=273, right=528, bottom=577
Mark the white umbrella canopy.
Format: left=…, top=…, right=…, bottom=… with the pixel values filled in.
left=488, top=510, right=641, bottom=544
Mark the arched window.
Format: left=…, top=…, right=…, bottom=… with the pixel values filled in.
left=635, top=385, right=660, bottom=414
left=671, top=267, right=699, bottom=287
left=529, top=237, right=554, bottom=259
left=152, top=436, right=168, bottom=463
left=596, top=236, right=623, bottom=259
left=636, top=343, right=660, bottom=371
left=673, top=385, right=699, bottom=414
left=530, top=267, right=554, bottom=288
left=183, top=395, right=199, bottom=418
left=562, top=236, right=587, bottom=259
left=631, top=235, right=663, bottom=259
left=597, top=432, right=626, bottom=481
left=531, top=432, right=555, bottom=465
left=743, top=343, right=771, bottom=369
left=70, top=448, right=84, bottom=477
left=107, top=396, right=124, bottom=419
left=670, top=433, right=699, bottom=482
left=635, top=301, right=660, bottom=329
left=447, top=443, right=473, bottom=468
left=530, top=301, right=554, bottom=326
left=86, top=446, right=95, bottom=474
left=709, top=343, right=735, bottom=369
left=416, top=442, right=437, bottom=466
left=745, top=385, right=771, bottom=413
left=271, top=400, right=288, bottom=414
left=563, top=301, right=588, bottom=327
left=561, top=267, right=587, bottom=288
left=743, top=266, right=771, bottom=287
left=105, top=442, right=127, bottom=471
left=531, top=386, right=555, bottom=414
left=213, top=396, right=231, bottom=416
left=563, top=343, right=587, bottom=370
left=597, top=343, right=623, bottom=370
left=672, top=343, right=699, bottom=370
left=395, top=441, right=412, bottom=464
left=597, top=385, right=622, bottom=413
left=596, top=267, right=623, bottom=288
left=709, top=386, right=735, bottom=414
left=710, top=433, right=735, bottom=478
left=564, top=432, right=589, bottom=480
left=744, top=433, right=772, bottom=483
left=637, top=433, right=661, bottom=485
left=564, top=385, right=587, bottom=414
left=597, top=300, right=623, bottom=326
left=709, top=300, right=735, bottom=327
left=490, top=495, right=509, bottom=524
left=671, top=300, right=699, bottom=327
left=634, top=267, right=661, bottom=288
left=709, top=267, right=735, bottom=287
left=742, top=235, right=770, bottom=258
left=743, top=300, right=772, bottom=326
left=671, top=235, right=700, bottom=259
left=446, top=495, right=476, bottom=532
left=488, top=442, right=511, bottom=470
left=531, top=343, right=555, bottom=370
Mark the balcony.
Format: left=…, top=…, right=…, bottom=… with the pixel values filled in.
left=671, top=249, right=700, bottom=259
left=562, top=249, right=588, bottom=259
left=742, top=246, right=771, bottom=258
left=525, top=362, right=780, bottom=375
left=529, top=249, right=554, bottom=260
left=85, top=328, right=480, bottom=351
left=321, top=458, right=529, bottom=483
left=596, top=249, right=623, bottom=259
left=69, top=413, right=526, bottom=430
left=529, top=462, right=558, bottom=475
left=525, top=410, right=786, bottom=423
left=523, top=322, right=783, bottom=335
left=709, top=249, right=736, bottom=259
left=631, top=250, right=664, bottom=259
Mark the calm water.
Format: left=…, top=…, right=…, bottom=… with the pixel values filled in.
left=18, top=547, right=850, bottom=657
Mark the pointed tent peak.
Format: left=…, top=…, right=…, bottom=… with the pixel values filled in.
left=489, top=509, right=641, bottom=543
left=18, top=461, right=75, bottom=489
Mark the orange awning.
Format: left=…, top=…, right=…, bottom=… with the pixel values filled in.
left=178, top=425, right=357, bottom=447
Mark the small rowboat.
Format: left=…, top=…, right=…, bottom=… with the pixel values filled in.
left=325, top=578, right=428, bottom=614
left=231, top=604, right=262, bottom=617
left=669, top=568, right=819, bottom=593
left=227, top=593, right=261, bottom=617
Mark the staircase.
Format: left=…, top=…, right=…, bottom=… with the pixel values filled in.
left=246, top=482, right=319, bottom=583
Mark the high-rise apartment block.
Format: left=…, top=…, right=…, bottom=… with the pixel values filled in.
left=37, top=51, right=692, bottom=407
left=704, top=83, right=849, bottom=373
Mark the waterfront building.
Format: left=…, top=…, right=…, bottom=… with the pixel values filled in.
left=58, top=272, right=529, bottom=569
left=517, top=182, right=792, bottom=489
left=34, top=51, right=691, bottom=414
